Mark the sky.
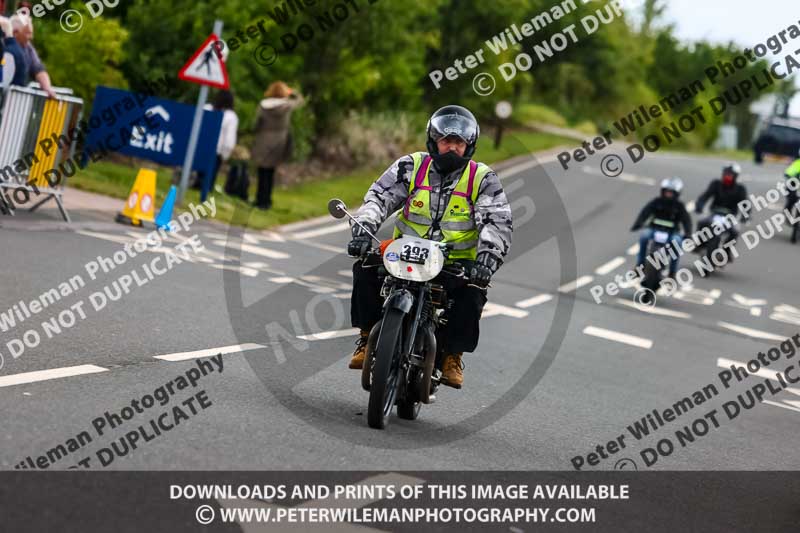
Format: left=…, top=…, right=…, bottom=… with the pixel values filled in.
left=660, top=0, right=799, bottom=113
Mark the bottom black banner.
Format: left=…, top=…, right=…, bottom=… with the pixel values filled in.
left=1, top=472, right=798, bottom=532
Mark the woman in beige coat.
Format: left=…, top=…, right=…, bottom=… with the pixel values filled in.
left=251, top=81, right=304, bottom=209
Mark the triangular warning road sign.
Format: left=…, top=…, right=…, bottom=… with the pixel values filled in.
left=178, top=33, right=230, bottom=89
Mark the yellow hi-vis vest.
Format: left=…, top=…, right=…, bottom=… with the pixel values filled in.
left=786, top=159, right=800, bottom=178
left=393, top=152, right=489, bottom=260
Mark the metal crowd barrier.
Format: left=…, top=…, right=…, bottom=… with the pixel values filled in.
left=0, top=85, right=84, bottom=222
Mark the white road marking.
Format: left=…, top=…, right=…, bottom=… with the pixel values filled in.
left=626, top=244, right=639, bottom=256
left=764, top=400, right=800, bottom=413
left=270, top=276, right=295, bottom=283
left=515, top=294, right=553, bottom=308
left=0, top=365, right=108, bottom=388
left=595, top=257, right=626, bottom=276
left=582, top=166, right=655, bottom=185
left=76, top=230, right=134, bottom=245
left=209, top=264, right=259, bottom=277
left=686, top=200, right=696, bottom=212
left=732, top=293, right=768, bottom=307
left=298, top=328, right=360, bottom=341
left=716, top=358, right=800, bottom=397
left=290, top=222, right=350, bottom=240
left=338, top=270, right=353, bottom=277
left=583, top=326, right=653, bottom=349
left=153, top=343, right=265, bottom=362
left=615, top=298, right=692, bottom=319
left=498, top=154, right=558, bottom=180
left=558, top=275, right=593, bottom=293
left=770, top=304, right=800, bottom=326
left=212, top=240, right=290, bottom=259
left=290, top=239, right=345, bottom=254
left=277, top=215, right=334, bottom=233
left=717, top=322, right=787, bottom=342
left=482, top=303, right=529, bottom=319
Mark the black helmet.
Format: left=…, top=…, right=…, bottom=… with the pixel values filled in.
left=426, top=105, right=480, bottom=159
left=721, top=163, right=741, bottom=186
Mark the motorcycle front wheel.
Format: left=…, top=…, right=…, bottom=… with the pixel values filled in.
left=367, top=308, right=404, bottom=429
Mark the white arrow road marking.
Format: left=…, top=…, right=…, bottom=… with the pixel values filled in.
left=595, top=257, right=626, bottom=276
left=220, top=473, right=424, bottom=532
left=717, top=322, right=787, bottom=342
left=558, top=275, right=593, bottom=293
left=482, top=302, right=529, bottom=319
left=770, top=304, right=800, bottom=326
left=291, top=222, right=350, bottom=240
left=515, top=294, right=553, bottom=308
left=583, top=326, right=653, bottom=349
left=153, top=343, right=265, bottom=362
left=297, top=328, right=360, bottom=341
left=615, top=298, right=692, bottom=319
left=732, top=293, right=768, bottom=307
left=213, top=240, right=290, bottom=259
left=0, top=365, right=108, bottom=388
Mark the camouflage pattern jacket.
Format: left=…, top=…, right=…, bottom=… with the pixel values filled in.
left=353, top=154, right=513, bottom=264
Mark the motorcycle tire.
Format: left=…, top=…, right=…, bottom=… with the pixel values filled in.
left=367, top=308, right=404, bottom=429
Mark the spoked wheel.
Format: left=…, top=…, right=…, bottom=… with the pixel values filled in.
left=367, top=308, right=404, bottom=429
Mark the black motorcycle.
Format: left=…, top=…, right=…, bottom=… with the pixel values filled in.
left=696, top=207, right=739, bottom=269
left=636, top=218, right=679, bottom=304
left=329, top=198, right=478, bottom=429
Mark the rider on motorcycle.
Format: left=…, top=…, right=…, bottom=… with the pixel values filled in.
left=785, top=148, right=800, bottom=214
left=631, top=177, right=692, bottom=278
left=695, top=163, right=750, bottom=241
left=346, top=105, right=513, bottom=389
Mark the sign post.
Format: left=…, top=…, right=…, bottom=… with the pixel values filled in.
left=494, top=100, right=512, bottom=149
left=177, top=20, right=229, bottom=204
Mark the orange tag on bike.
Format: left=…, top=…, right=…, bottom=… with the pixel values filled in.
left=379, top=239, right=394, bottom=256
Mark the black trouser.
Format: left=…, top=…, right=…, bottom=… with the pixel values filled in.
left=256, top=167, right=275, bottom=208
left=350, top=259, right=487, bottom=354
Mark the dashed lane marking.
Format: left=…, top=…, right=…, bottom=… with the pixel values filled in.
left=0, top=364, right=108, bottom=388
left=297, top=328, right=360, bottom=341
left=153, top=343, right=265, bottom=362
left=583, top=326, right=653, bottom=349
left=290, top=222, right=350, bottom=240
left=595, top=257, right=626, bottom=276
left=515, top=294, right=553, bottom=308
left=717, top=357, right=800, bottom=397
left=558, top=276, right=594, bottom=293
left=717, top=322, right=787, bottom=342
left=482, top=303, right=529, bottom=319
left=615, top=298, right=692, bottom=319
left=212, top=240, right=290, bottom=259
left=626, top=244, right=638, bottom=256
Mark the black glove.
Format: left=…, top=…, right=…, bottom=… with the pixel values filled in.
left=630, top=224, right=641, bottom=232
left=694, top=206, right=702, bottom=215
left=347, top=223, right=374, bottom=257
left=469, top=253, right=499, bottom=287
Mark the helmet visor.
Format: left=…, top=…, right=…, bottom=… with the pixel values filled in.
left=429, top=114, right=478, bottom=145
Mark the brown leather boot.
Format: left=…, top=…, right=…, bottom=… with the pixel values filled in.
left=348, top=331, right=370, bottom=369
left=441, top=353, right=464, bottom=388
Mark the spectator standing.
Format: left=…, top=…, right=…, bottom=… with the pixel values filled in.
left=196, top=90, right=238, bottom=197
left=251, top=81, right=303, bottom=210
left=10, top=13, right=56, bottom=98
left=1, top=15, right=24, bottom=90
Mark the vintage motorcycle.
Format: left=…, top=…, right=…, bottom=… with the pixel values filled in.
left=328, top=198, right=477, bottom=429
left=638, top=218, right=679, bottom=304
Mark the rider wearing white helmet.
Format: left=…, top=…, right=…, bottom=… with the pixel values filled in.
left=631, top=177, right=692, bottom=278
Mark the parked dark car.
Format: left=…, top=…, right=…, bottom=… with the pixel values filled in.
left=753, top=118, right=800, bottom=164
